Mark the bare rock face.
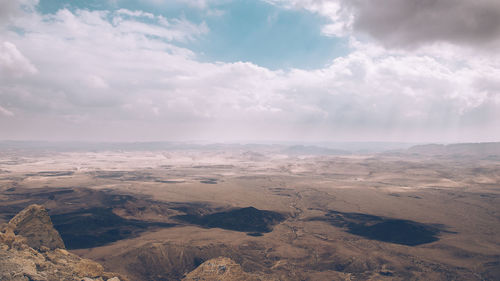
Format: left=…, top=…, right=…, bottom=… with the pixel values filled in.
left=0, top=204, right=125, bottom=281
left=7, top=204, right=65, bottom=251
left=182, top=257, right=276, bottom=281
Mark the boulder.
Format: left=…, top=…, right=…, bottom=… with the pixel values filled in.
left=183, top=257, right=276, bottom=281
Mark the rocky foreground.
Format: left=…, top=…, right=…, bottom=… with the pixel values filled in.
left=0, top=204, right=270, bottom=281
left=0, top=204, right=126, bottom=281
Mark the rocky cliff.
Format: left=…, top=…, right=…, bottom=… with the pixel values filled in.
left=0, top=204, right=126, bottom=281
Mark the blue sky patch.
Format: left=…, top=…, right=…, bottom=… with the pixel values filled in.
left=37, top=0, right=348, bottom=70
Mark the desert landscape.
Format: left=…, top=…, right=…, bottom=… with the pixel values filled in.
left=2, top=0, right=500, bottom=280
left=1, top=142, right=499, bottom=280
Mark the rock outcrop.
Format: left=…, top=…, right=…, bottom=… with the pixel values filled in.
left=7, top=204, right=65, bottom=251
left=0, top=204, right=125, bottom=281
left=182, top=257, right=276, bottom=281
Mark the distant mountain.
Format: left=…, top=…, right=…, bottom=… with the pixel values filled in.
left=407, top=142, right=500, bottom=157
left=282, top=145, right=351, bottom=156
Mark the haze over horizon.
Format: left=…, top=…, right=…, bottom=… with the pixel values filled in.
left=1, top=0, right=500, bottom=143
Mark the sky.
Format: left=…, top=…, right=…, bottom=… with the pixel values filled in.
left=0, top=0, right=499, bottom=143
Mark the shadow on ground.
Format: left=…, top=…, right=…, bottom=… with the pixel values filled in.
left=51, top=208, right=176, bottom=249
left=310, top=210, right=446, bottom=246
left=174, top=206, right=286, bottom=234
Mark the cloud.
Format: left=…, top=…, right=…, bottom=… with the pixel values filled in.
left=0, top=0, right=20, bottom=23
left=0, top=105, right=14, bottom=117
left=0, top=0, right=38, bottom=24
left=144, top=0, right=214, bottom=10
left=0, top=1, right=499, bottom=142
left=179, top=0, right=210, bottom=9
left=116, top=9, right=155, bottom=19
left=267, top=0, right=500, bottom=49
left=112, top=8, right=209, bottom=42
left=347, top=0, right=500, bottom=48
left=264, top=0, right=349, bottom=37
left=0, top=41, right=38, bottom=78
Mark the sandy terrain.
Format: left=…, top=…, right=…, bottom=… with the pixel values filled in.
left=0, top=145, right=499, bottom=280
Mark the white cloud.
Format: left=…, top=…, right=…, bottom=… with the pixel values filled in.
left=116, top=9, right=155, bottom=19
left=180, top=0, right=210, bottom=9
left=144, top=0, right=214, bottom=10
left=0, top=41, right=38, bottom=78
left=264, top=0, right=351, bottom=37
left=112, top=9, right=209, bottom=42
left=0, top=105, right=14, bottom=117
left=0, top=0, right=38, bottom=24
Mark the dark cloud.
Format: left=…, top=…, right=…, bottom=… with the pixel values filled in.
left=346, top=0, right=500, bottom=47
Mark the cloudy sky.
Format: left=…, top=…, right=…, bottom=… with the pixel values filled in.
left=1, top=0, right=499, bottom=142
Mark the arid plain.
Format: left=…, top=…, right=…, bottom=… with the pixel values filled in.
left=1, top=143, right=499, bottom=280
